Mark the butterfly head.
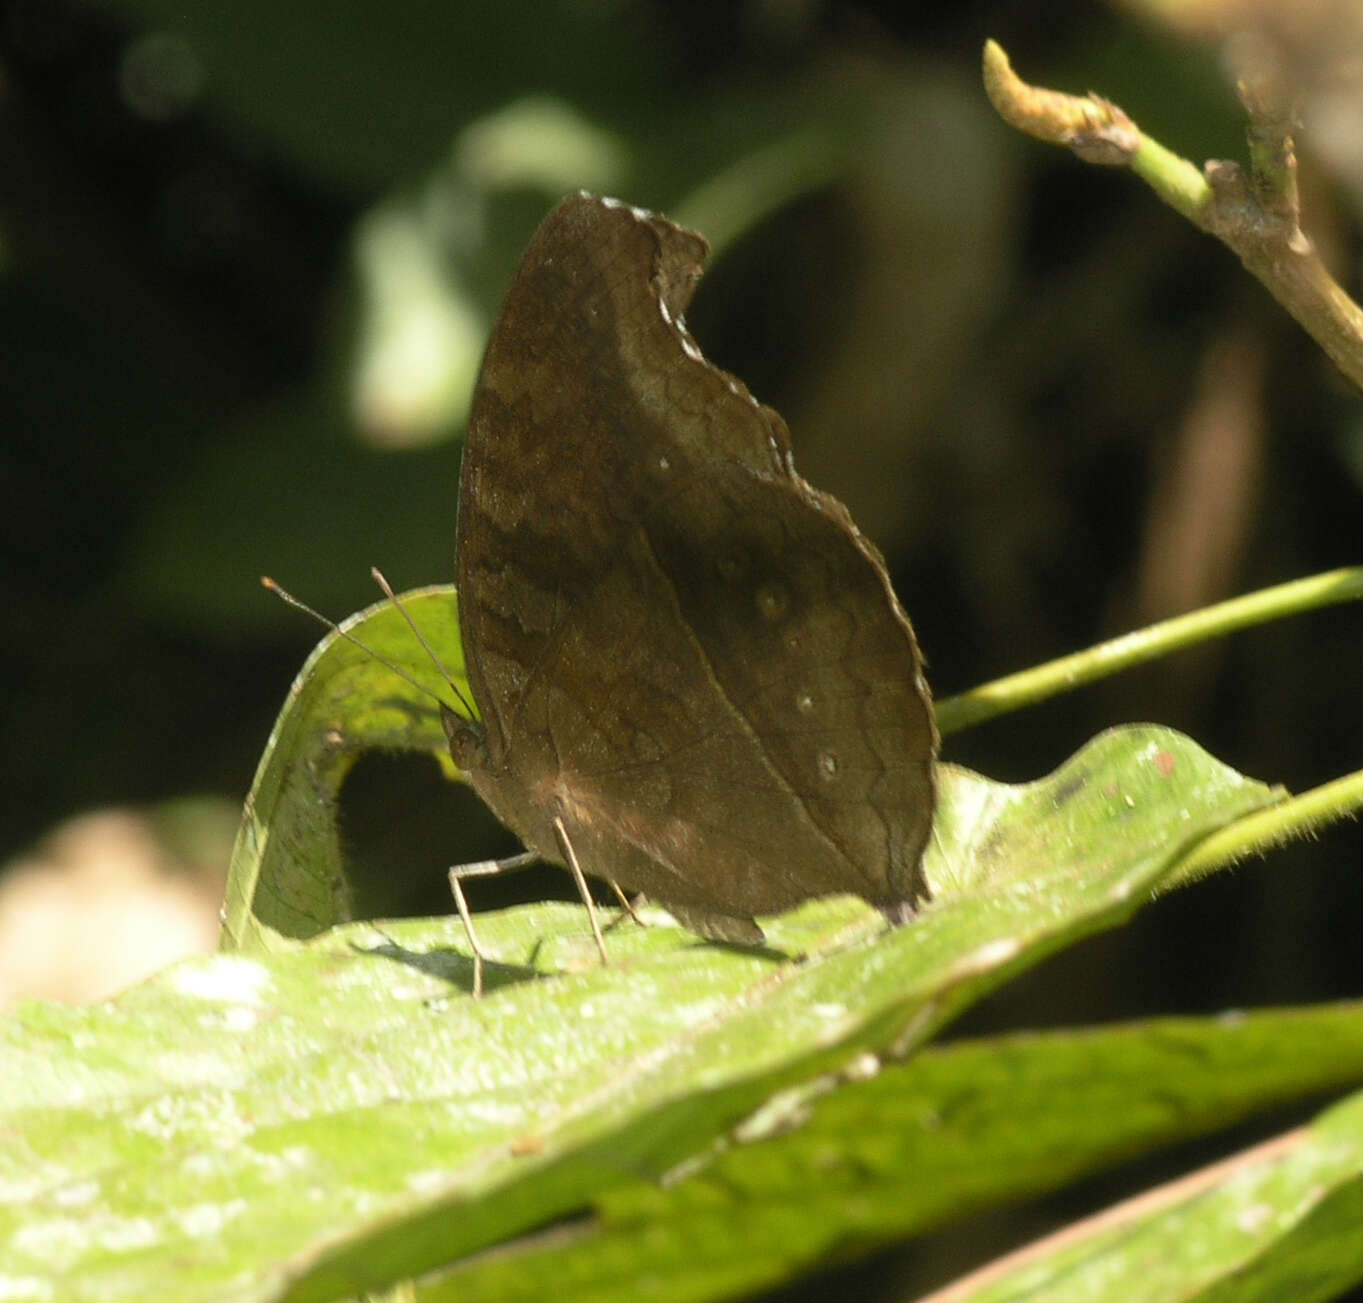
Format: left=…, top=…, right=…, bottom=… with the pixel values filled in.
left=441, top=703, right=489, bottom=772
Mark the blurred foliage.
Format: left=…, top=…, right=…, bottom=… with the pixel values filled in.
left=2, top=0, right=1362, bottom=1296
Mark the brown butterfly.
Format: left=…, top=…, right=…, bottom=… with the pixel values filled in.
left=443, top=192, right=936, bottom=983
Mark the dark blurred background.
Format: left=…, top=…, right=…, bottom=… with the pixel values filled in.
left=2, top=0, right=1361, bottom=1294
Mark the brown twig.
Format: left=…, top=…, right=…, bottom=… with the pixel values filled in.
left=982, top=39, right=1363, bottom=392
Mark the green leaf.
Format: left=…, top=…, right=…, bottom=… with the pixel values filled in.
left=421, top=1012, right=1363, bottom=1303
left=933, top=1087, right=1363, bottom=1303
left=223, top=586, right=466, bottom=952
left=2, top=724, right=1299, bottom=1302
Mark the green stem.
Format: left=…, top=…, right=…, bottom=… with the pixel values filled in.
left=1129, top=134, right=1209, bottom=223
left=936, top=567, right=1363, bottom=736
left=1166, top=768, right=1363, bottom=890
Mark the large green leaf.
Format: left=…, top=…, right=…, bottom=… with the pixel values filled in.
left=927, top=1087, right=1363, bottom=1303
left=2, top=717, right=1304, bottom=1302
left=420, top=1013, right=1363, bottom=1303
left=223, top=586, right=464, bottom=951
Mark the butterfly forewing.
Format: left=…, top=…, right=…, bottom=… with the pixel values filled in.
left=453, top=192, right=937, bottom=937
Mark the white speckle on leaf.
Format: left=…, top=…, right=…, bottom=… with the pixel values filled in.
left=842, top=1052, right=881, bottom=1083
left=181, top=1152, right=217, bottom=1178
left=1238, top=1202, right=1274, bottom=1235
left=51, top=1181, right=99, bottom=1209
left=178, top=1199, right=246, bottom=1239
left=406, top=1168, right=450, bottom=1194
left=959, top=937, right=1021, bottom=973
left=217, top=1004, right=261, bottom=1033
left=171, top=956, right=271, bottom=1004
left=12, top=1218, right=78, bottom=1263
left=0, top=1271, right=49, bottom=1299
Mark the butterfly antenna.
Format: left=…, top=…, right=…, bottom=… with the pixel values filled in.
left=262, top=576, right=455, bottom=712
left=369, top=567, right=478, bottom=721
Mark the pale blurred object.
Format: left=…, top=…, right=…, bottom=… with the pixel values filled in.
left=1136, top=319, right=1268, bottom=621
left=351, top=97, right=629, bottom=449
left=351, top=201, right=486, bottom=447
left=1121, top=0, right=1363, bottom=211
left=0, top=803, right=233, bottom=1010
left=789, top=53, right=1014, bottom=558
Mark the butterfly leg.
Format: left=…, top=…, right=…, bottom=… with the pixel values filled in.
left=552, top=817, right=609, bottom=966
left=605, top=880, right=647, bottom=931
left=447, top=850, right=539, bottom=996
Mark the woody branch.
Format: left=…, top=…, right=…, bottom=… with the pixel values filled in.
left=982, top=39, right=1363, bottom=393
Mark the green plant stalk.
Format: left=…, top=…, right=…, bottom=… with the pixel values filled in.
left=1129, top=133, right=1209, bottom=222
left=673, top=126, right=843, bottom=257
left=936, top=566, right=1363, bottom=735
left=1165, top=768, right=1363, bottom=891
